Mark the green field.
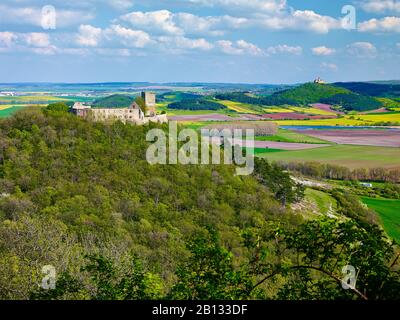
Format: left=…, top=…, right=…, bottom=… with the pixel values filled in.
left=259, top=145, right=400, bottom=169
left=361, top=197, right=400, bottom=243
left=256, top=129, right=330, bottom=144
left=0, top=106, right=27, bottom=118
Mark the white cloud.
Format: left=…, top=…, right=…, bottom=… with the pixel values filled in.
left=105, top=25, right=154, bottom=48
left=109, top=0, right=134, bottom=11
left=0, top=32, right=17, bottom=47
left=359, top=0, right=400, bottom=14
left=0, top=5, right=94, bottom=28
left=347, top=42, right=377, bottom=58
left=24, top=33, right=50, bottom=48
left=321, top=62, right=338, bottom=72
left=216, top=40, right=264, bottom=56
left=188, top=0, right=287, bottom=12
left=255, top=10, right=341, bottom=34
left=312, top=46, right=336, bottom=56
left=120, top=10, right=183, bottom=36
left=358, top=16, right=400, bottom=33
left=120, top=10, right=248, bottom=37
left=266, top=44, right=302, bottom=55
left=76, top=25, right=103, bottom=47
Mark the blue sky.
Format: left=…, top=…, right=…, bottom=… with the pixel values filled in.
left=0, top=0, right=399, bottom=83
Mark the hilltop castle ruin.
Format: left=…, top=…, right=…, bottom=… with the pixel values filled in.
left=71, top=92, right=167, bottom=125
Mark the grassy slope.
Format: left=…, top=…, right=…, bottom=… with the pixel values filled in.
left=361, top=197, right=400, bottom=243
left=305, top=189, right=337, bottom=215
left=259, top=145, right=400, bottom=169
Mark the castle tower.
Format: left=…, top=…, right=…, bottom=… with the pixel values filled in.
left=141, top=91, right=156, bottom=116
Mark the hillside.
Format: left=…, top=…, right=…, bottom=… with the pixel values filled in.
left=168, top=99, right=226, bottom=110
left=92, top=94, right=134, bottom=108
left=276, top=83, right=350, bottom=104
left=1, top=108, right=399, bottom=300
left=215, top=83, right=383, bottom=111
left=335, top=82, right=400, bottom=97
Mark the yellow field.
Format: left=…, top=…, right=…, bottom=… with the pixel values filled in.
left=273, top=113, right=400, bottom=126
left=288, top=106, right=336, bottom=116
left=0, top=95, right=66, bottom=102
left=263, top=107, right=294, bottom=113
left=217, top=100, right=259, bottom=114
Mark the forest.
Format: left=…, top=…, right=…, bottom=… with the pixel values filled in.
left=0, top=106, right=399, bottom=300
left=168, top=99, right=226, bottom=110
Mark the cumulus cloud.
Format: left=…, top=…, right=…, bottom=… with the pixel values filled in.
left=76, top=25, right=103, bottom=47
left=24, top=33, right=50, bottom=48
left=347, top=42, right=377, bottom=58
left=266, top=44, right=302, bottom=55
left=0, top=32, right=17, bottom=47
left=188, top=0, right=287, bottom=12
left=312, top=46, right=336, bottom=56
left=256, top=10, right=341, bottom=33
left=359, top=0, right=400, bottom=14
left=104, top=25, right=154, bottom=48
left=358, top=16, right=400, bottom=33
left=119, top=10, right=248, bottom=37
left=120, top=10, right=183, bottom=36
left=216, top=40, right=264, bottom=56
left=0, top=4, right=94, bottom=28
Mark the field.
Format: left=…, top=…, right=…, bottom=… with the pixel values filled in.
left=259, top=145, right=400, bottom=169
left=0, top=106, right=27, bottom=117
left=217, top=100, right=261, bottom=114
left=292, top=128, right=400, bottom=147
left=256, top=129, right=330, bottom=144
left=361, top=197, right=400, bottom=243
left=273, top=113, right=400, bottom=126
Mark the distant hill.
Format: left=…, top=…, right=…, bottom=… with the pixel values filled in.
left=92, top=94, right=134, bottom=108
left=216, top=83, right=383, bottom=111
left=276, top=83, right=350, bottom=105
left=334, top=82, right=400, bottom=98
left=168, top=99, right=226, bottom=111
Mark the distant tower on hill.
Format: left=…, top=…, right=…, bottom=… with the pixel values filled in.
left=314, top=77, right=326, bottom=84
left=141, top=91, right=156, bottom=116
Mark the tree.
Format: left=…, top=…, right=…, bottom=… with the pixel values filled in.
left=30, top=254, right=164, bottom=300
left=244, top=218, right=400, bottom=300
left=135, top=96, right=147, bottom=114
left=44, top=102, right=70, bottom=114
left=170, top=229, right=257, bottom=300
left=253, top=158, right=304, bottom=206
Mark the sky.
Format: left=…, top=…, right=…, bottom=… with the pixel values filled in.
left=0, top=0, right=399, bottom=84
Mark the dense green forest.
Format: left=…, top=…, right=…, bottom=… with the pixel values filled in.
left=168, top=99, right=226, bottom=110
left=0, top=107, right=399, bottom=300
left=276, top=83, right=350, bottom=104
left=92, top=94, right=134, bottom=108
left=335, top=82, right=400, bottom=97
left=215, top=92, right=298, bottom=106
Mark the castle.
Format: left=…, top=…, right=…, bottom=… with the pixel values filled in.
left=314, top=77, right=326, bottom=84
left=71, top=92, right=167, bottom=125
